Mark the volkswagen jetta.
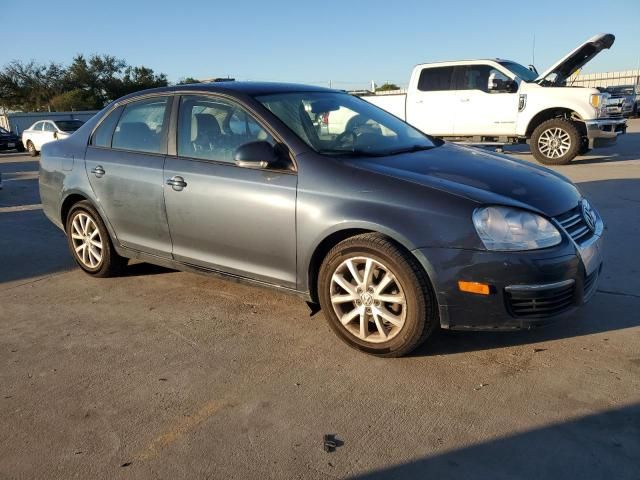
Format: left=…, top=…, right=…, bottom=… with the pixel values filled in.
left=39, top=82, right=604, bottom=357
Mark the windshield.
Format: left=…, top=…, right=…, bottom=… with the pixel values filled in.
left=0, top=127, right=9, bottom=134
left=498, top=61, right=538, bottom=82
left=255, top=92, right=438, bottom=156
left=55, top=120, right=84, bottom=132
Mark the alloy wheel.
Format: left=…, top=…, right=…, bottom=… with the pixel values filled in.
left=537, top=127, right=571, bottom=159
left=70, top=212, right=103, bottom=269
left=329, top=256, right=407, bottom=343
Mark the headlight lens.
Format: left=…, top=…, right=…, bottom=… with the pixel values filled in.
left=590, top=93, right=609, bottom=117
left=472, top=206, right=561, bottom=251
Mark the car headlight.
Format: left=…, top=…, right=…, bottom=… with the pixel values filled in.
left=472, top=206, right=561, bottom=251
left=590, top=93, right=609, bottom=117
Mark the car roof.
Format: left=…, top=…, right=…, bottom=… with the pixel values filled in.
left=118, top=81, right=338, bottom=102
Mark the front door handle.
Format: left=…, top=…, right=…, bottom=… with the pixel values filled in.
left=460, top=98, right=470, bottom=103
left=91, top=165, right=105, bottom=177
left=167, top=175, right=187, bottom=191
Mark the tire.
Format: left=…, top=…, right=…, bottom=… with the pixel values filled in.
left=578, top=138, right=591, bottom=156
left=26, top=141, right=38, bottom=157
left=65, top=200, right=127, bottom=277
left=530, top=118, right=581, bottom=165
left=318, top=233, right=438, bottom=357
left=16, top=143, right=25, bottom=153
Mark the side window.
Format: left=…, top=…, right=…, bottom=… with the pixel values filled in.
left=454, top=65, right=508, bottom=92
left=112, top=97, right=168, bottom=154
left=177, top=95, right=274, bottom=164
left=32, top=122, right=43, bottom=131
left=417, top=67, right=455, bottom=92
left=91, top=106, right=124, bottom=148
left=43, top=122, right=56, bottom=132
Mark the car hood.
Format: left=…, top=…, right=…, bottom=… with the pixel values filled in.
left=352, top=143, right=581, bottom=217
left=535, top=33, right=615, bottom=85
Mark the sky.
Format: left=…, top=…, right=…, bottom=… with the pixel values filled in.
left=2, top=0, right=639, bottom=90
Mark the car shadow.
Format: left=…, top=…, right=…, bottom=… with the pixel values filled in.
left=0, top=208, right=174, bottom=286
left=350, top=403, right=640, bottom=480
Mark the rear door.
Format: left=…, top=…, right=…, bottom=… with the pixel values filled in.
left=163, top=94, right=297, bottom=287
left=84, top=96, right=173, bottom=257
left=28, top=122, right=44, bottom=149
left=41, top=121, right=58, bottom=148
left=405, top=66, right=456, bottom=136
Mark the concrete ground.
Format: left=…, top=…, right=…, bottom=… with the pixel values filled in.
left=1, top=121, right=639, bottom=480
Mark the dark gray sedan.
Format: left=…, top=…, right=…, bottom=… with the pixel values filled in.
left=39, top=82, right=604, bottom=357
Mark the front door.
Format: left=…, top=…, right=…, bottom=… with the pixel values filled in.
left=453, top=64, right=519, bottom=136
left=84, top=96, right=173, bottom=257
left=163, top=95, right=297, bottom=287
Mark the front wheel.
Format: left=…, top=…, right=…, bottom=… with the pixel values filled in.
left=530, top=118, right=581, bottom=165
left=318, top=233, right=438, bottom=357
left=65, top=201, right=127, bottom=277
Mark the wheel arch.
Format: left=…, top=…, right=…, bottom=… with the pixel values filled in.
left=59, top=192, right=120, bottom=249
left=526, top=108, right=586, bottom=137
left=306, top=226, right=430, bottom=305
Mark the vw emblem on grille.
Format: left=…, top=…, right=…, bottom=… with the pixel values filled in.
left=581, top=199, right=597, bottom=232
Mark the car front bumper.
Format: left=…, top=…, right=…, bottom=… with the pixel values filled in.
left=414, top=226, right=605, bottom=331
left=585, top=118, right=626, bottom=148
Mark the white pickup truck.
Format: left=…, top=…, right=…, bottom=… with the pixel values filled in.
left=363, top=33, right=627, bottom=165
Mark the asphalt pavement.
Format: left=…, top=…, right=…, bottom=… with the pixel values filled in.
left=1, top=121, right=639, bottom=479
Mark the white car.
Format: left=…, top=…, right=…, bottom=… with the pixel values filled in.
left=21, top=119, right=84, bottom=157
left=363, top=33, right=627, bottom=165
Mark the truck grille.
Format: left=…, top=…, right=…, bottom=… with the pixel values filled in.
left=506, top=281, right=576, bottom=318
left=555, top=206, right=594, bottom=244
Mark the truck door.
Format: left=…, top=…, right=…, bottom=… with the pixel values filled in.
left=453, top=64, right=519, bottom=137
left=405, top=66, right=456, bottom=136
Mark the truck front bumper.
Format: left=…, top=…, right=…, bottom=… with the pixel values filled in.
left=585, top=118, right=627, bottom=148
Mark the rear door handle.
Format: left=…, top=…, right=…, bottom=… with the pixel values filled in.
left=167, top=175, right=187, bottom=191
left=91, top=165, right=105, bottom=177
left=460, top=98, right=470, bottom=103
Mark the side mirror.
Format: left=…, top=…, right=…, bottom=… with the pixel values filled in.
left=489, top=79, right=518, bottom=93
left=234, top=141, right=278, bottom=169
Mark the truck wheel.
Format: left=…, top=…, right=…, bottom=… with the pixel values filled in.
left=318, top=233, right=438, bottom=357
left=530, top=119, right=580, bottom=165
left=578, top=138, right=591, bottom=156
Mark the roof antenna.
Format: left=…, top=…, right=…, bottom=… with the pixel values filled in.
left=531, top=33, right=536, bottom=67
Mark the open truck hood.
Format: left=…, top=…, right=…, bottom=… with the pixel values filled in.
left=536, top=33, right=615, bottom=85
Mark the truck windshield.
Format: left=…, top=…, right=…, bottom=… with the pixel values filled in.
left=255, top=92, right=438, bottom=156
left=498, top=61, right=538, bottom=82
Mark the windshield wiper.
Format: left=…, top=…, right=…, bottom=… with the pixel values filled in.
left=385, top=145, right=434, bottom=155
left=317, top=149, right=387, bottom=157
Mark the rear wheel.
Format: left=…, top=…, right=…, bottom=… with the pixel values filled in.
left=26, top=141, right=38, bottom=157
left=318, top=233, right=437, bottom=357
left=65, top=201, right=127, bottom=277
left=530, top=118, right=580, bottom=165
left=16, top=143, right=25, bottom=153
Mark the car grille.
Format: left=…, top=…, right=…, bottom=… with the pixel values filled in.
left=554, top=206, right=594, bottom=244
left=506, top=281, right=576, bottom=318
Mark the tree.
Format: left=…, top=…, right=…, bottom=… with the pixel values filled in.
left=177, top=77, right=201, bottom=85
left=376, top=83, right=401, bottom=92
left=0, top=55, right=168, bottom=112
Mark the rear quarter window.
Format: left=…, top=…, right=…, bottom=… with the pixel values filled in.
left=91, top=106, right=124, bottom=148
